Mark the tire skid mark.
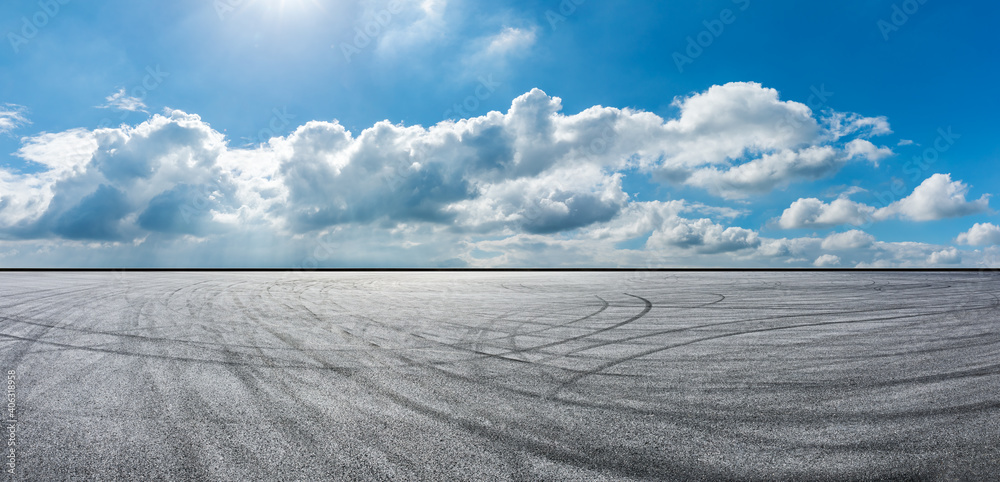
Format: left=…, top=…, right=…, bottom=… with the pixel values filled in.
left=533, top=293, right=725, bottom=365
left=0, top=331, right=367, bottom=371
left=546, top=295, right=1000, bottom=398
left=247, top=280, right=678, bottom=472
left=334, top=369, right=711, bottom=480
left=547, top=291, right=1000, bottom=364
left=498, top=299, right=594, bottom=356
left=5, top=272, right=1000, bottom=479
left=186, top=277, right=339, bottom=477
left=472, top=296, right=610, bottom=346
left=127, top=280, right=218, bottom=480
left=234, top=288, right=357, bottom=375
left=0, top=313, right=359, bottom=353
left=0, top=283, right=129, bottom=367
left=0, top=282, right=111, bottom=310
left=264, top=277, right=649, bottom=401
left=375, top=298, right=620, bottom=372
left=498, top=293, right=651, bottom=359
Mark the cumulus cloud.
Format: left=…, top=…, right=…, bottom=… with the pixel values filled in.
left=927, top=247, right=961, bottom=265
left=1, top=110, right=235, bottom=241
left=98, top=88, right=148, bottom=112
left=447, top=165, right=627, bottom=234
left=684, top=146, right=842, bottom=198
left=778, top=173, right=990, bottom=228
left=844, top=138, right=893, bottom=166
left=956, top=223, right=1000, bottom=246
left=875, top=173, right=990, bottom=222
left=821, top=230, right=875, bottom=250
left=17, top=129, right=98, bottom=172
left=647, top=217, right=760, bottom=254
left=51, top=184, right=131, bottom=240
left=777, top=196, right=875, bottom=229
left=751, top=231, right=981, bottom=269
left=3, top=83, right=979, bottom=268
left=0, top=104, right=29, bottom=134
left=642, top=82, right=893, bottom=199
left=813, top=254, right=841, bottom=267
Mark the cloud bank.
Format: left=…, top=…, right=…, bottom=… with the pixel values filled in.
left=777, top=174, right=991, bottom=229
left=0, top=82, right=994, bottom=267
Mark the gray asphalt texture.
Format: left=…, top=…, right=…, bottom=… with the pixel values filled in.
left=1, top=271, right=999, bottom=481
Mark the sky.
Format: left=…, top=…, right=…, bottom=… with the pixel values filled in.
left=1, top=0, right=999, bottom=268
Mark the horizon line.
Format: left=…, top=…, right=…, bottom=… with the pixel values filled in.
left=1, top=267, right=998, bottom=273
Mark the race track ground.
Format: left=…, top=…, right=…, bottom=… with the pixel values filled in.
left=1, top=271, right=998, bottom=480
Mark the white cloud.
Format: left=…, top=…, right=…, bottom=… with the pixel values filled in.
left=844, top=138, right=893, bottom=166
left=656, top=82, right=820, bottom=169
left=0, top=104, right=29, bottom=134
left=579, top=200, right=684, bottom=242
left=647, top=217, right=760, bottom=254
left=821, top=230, right=875, bottom=250
left=98, top=88, right=148, bottom=112
left=17, top=129, right=98, bottom=172
left=875, top=173, right=990, bottom=222
left=640, top=82, right=894, bottom=199
left=778, top=173, right=990, bottom=228
left=842, top=185, right=867, bottom=196
left=459, top=25, right=538, bottom=76
left=484, top=26, right=536, bottom=57
left=748, top=231, right=975, bottom=269
left=777, top=196, right=875, bottom=229
left=813, top=254, right=841, bottom=267
left=927, top=247, right=961, bottom=265
left=375, top=0, right=449, bottom=57
left=1, top=110, right=234, bottom=240
left=7, top=84, right=985, bottom=268
left=956, top=223, right=1000, bottom=246
left=447, top=165, right=627, bottom=234
left=684, top=146, right=842, bottom=198
left=824, top=111, right=892, bottom=139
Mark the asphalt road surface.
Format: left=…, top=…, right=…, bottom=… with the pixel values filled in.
left=1, top=271, right=999, bottom=480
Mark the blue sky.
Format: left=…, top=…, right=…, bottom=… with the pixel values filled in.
left=1, top=0, right=998, bottom=267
